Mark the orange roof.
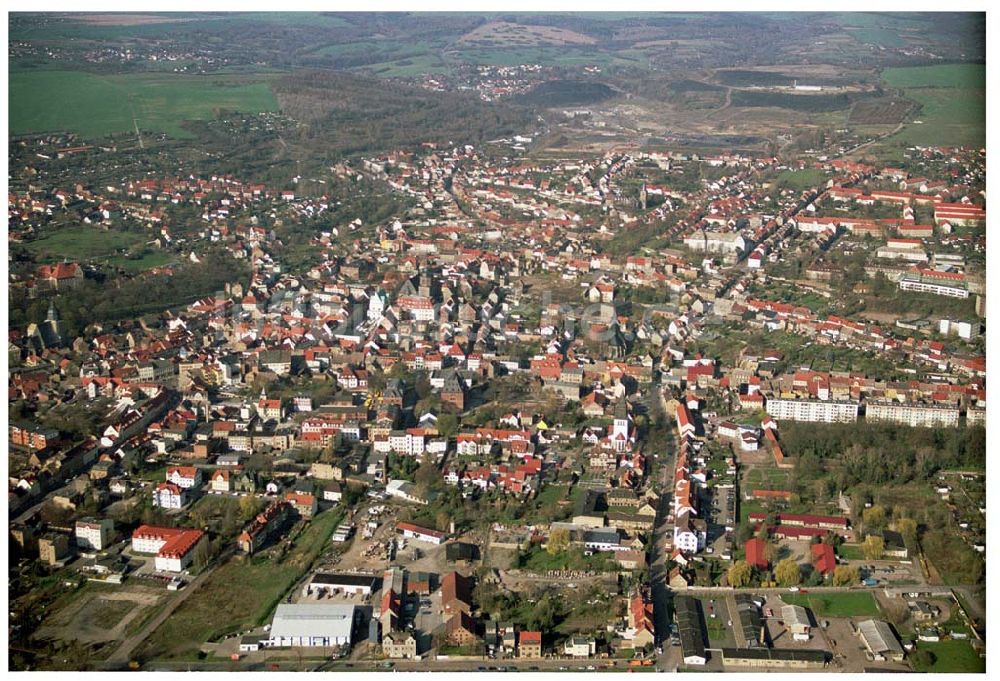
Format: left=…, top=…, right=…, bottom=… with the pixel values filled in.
left=158, top=529, right=205, bottom=558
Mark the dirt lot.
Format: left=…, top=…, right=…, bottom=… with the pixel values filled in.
left=325, top=500, right=460, bottom=579
left=36, top=584, right=166, bottom=645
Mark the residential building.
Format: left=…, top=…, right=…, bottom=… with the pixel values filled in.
left=518, top=631, right=542, bottom=658
left=383, top=631, right=418, bottom=659
left=865, top=401, right=960, bottom=428
left=564, top=636, right=596, bottom=658
left=75, top=518, right=115, bottom=551
left=153, top=482, right=190, bottom=509
left=39, top=533, right=71, bottom=565
left=765, top=399, right=859, bottom=423
left=131, top=525, right=206, bottom=572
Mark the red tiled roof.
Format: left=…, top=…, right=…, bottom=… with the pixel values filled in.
left=745, top=537, right=768, bottom=569
left=811, top=542, right=837, bottom=576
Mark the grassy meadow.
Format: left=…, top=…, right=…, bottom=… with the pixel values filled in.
left=10, top=69, right=278, bottom=139
left=880, top=64, right=985, bottom=148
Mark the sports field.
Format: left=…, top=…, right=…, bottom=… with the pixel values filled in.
left=10, top=70, right=278, bottom=139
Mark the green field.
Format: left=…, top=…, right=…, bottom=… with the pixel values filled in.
left=24, top=226, right=176, bottom=272
left=782, top=592, right=880, bottom=618
left=880, top=64, right=985, bottom=148
left=836, top=544, right=866, bottom=561
left=882, top=64, right=985, bottom=90
left=105, top=250, right=175, bottom=272
left=743, top=467, right=792, bottom=491
left=138, top=509, right=343, bottom=660
left=10, top=70, right=278, bottom=139
left=24, top=226, right=145, bottom=261
left=774, top=168, right=828, bottom=191
left=10, top=12, right=351, bottom=41
left=911, top=639, right=985, bottom=673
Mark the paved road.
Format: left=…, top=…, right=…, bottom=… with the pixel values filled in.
left=103, top=547, right=234, bottom=669
left=647, top=385, right=678, bottom=671
left=148, top=657, right=629, bottom=673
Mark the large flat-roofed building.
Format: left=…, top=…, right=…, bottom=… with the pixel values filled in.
left=766, top=399, right=859, bottom=423
left=865, top=401, right=960, bottom=428
left=857, top=619, right=905, bottom=662
left=720, top=648, right=827, bottom=669
left=266, top=603, right=359, bottom=648
left=303, top=572, right=379, bottom=597
left=898, top=274, right=968, bottom=299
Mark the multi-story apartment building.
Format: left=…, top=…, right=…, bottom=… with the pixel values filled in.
left=865, top=401, right=960, bottom=428
left=75, top=518, right=115, bottom=551
left=765, top=399, right=860, bottom=423
left=898, top=274, right=969, bottom=299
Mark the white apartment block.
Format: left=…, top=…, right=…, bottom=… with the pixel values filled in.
left=866, top=401, right=960, bottom=428
left=766, top=399, right=860, bottom=423
left=899, top=276, right=968, bottom=299
left=75, top=518, right=114, bottom=551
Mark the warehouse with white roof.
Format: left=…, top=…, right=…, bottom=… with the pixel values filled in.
left=266, top=603, right=359, bottom=648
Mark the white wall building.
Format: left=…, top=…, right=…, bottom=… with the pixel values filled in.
left=865, top=401, right=960, bottom=428
left=765, top=399, right=859, bottom=423
left=75, top=518, right=114, bottom=551
left=266, top=604, right=358, bottom=647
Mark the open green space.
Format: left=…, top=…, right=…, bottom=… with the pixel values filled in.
left=138, top=508, right=343, bottom=661
left=879, top=64, right=985, bottom=148
left=704, top=614, right=727, bottom=641
left=10, top=70, right=278, bottom=139
left=742, top=467, right=792, bottom=491
left=516, top=545, right=616, bottom=573
left=782, top=591, right=880, bottom=618
left=105, top=249, right=176, bottom=272
left=774, top=168, right=828, bottom=191
left=836, top=544, right=865, bottom=561
left=882, top=64, right=985, bottom=90
left=911, top=639, right=985, bottom=673
left=10, top=12, right=351, bottom=41
left=24, top=226, right=145, bottom=262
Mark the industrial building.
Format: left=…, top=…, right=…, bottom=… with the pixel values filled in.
left=857, top=619, right=905, bottom=662
left=720, top=648, right=827, bottom=669
left=303, top=572, right=379, bottom=597
left=674, top=595, right=707, bottom=666
left=266, top=603, right=359, bottom=648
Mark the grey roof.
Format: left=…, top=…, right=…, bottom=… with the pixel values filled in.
left=781, top=604, right=811, bottom=628
left=269, top=603, right=357, bottom=641
left=858, top=619, right=903, bottom=656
